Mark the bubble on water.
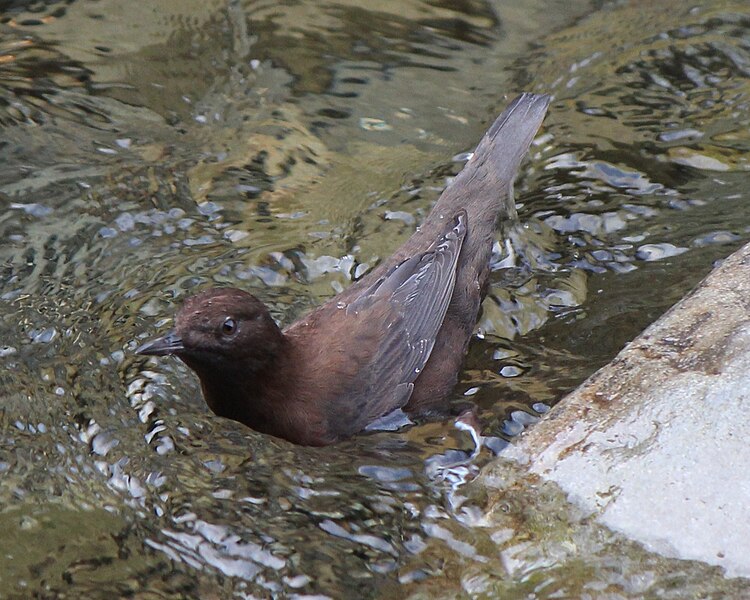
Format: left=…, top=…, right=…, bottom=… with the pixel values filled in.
left=590, top=249, right=612, bottom=262
left=511, top=410, right=539, bottom=426
left=384, top=211, right=416, bottom=226
left=602, top=212, right=628, bottom=232
left=636, top=243, right=688, bottom=262
left=238, top=266, right=287, bottom=287
left=610, top=262, right=638, bottom=274
left=29, top=328, right=57, bottom=344
left=156, top=436, right=175, bottom=455
left=359, top=117, right=392, bottom=131
left=225, top=229, right=249, bottom=243
left=622, top=204, right=659, bottom=218
left=183, top=236, right=214, bottom=246
left=354, top=263, right=370, bottom=279
left=92, top=431, right=120, bottom=457
left=203, top=460, right=225, bottom=474
left=10, top=202, right=52, bottom=217
left=320, top=519, right=397, bottom=556
left=499, top=365, right=523, bottom=378
left=545, top=213, right=604, bottom=235
left=659, top=128, right=703, bottom=142
left=492, top=347, right=517, bottom=361
left=198, top=201, right=221, bottom=216
left=571, top=258, right=607, bottom=273
left=501, top=419, right=524, bottom=436
left=622, top=234, right=646, bottom=242
left=115, top=212, right=135, bottom=231
left=669, top=148, right=731, bottom=171
left=98, top=226, right=118, bottom=238
left=484, top=436, right=509, bottom=454
left=692, top=231, right=740, bottom=247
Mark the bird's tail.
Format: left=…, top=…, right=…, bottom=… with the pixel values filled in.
left=434, top=93, right=551, bottom=223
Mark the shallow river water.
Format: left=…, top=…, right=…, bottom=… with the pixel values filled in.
left=2, top=0, right=750, bottom=597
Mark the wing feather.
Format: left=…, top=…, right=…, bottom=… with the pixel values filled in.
left=339, top=211, right=467, bottom=431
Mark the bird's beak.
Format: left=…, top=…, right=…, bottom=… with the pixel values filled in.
left=135, top=329, right=184, bottom=356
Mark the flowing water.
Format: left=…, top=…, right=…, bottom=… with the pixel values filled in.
left=2, top=0, right=750, bottom=597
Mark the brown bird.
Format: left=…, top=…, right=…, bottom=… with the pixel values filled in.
left=136, top=93, right=550, bottom=445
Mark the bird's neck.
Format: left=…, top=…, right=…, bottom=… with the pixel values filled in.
left=198, top=366, right=273, bottom=430
left=185, top=337, right=313, bottom=442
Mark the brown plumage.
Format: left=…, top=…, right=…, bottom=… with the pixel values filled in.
left=137, top=93, right=550, bottom=445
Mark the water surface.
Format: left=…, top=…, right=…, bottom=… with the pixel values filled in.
left=2, top=0, right=750, bottom=597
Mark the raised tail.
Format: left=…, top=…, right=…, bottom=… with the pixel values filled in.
left=433, top=93, right=551, bottom=222
left=335, top=93, right=550, bottom=313
left=400, top=93, right=551, bottom=415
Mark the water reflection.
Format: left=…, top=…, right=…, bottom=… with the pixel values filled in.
left=3, top=0, right=750, bottom=597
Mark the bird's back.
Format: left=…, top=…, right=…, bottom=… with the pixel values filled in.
left=287, top=93, right=551, bottom=426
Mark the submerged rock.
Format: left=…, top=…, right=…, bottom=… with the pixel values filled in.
left=505, top=241, right=750, bottom=578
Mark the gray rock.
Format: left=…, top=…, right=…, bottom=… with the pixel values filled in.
left=505, top=241, right=750, bottom=578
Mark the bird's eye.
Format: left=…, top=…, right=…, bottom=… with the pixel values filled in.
left=221, top=317, right=237, bottom=336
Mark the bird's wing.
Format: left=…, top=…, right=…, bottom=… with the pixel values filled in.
left=329, top=211, right=467, bottom=435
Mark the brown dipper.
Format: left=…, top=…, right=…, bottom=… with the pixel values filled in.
left=137, top=93, right=550, bottom=445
